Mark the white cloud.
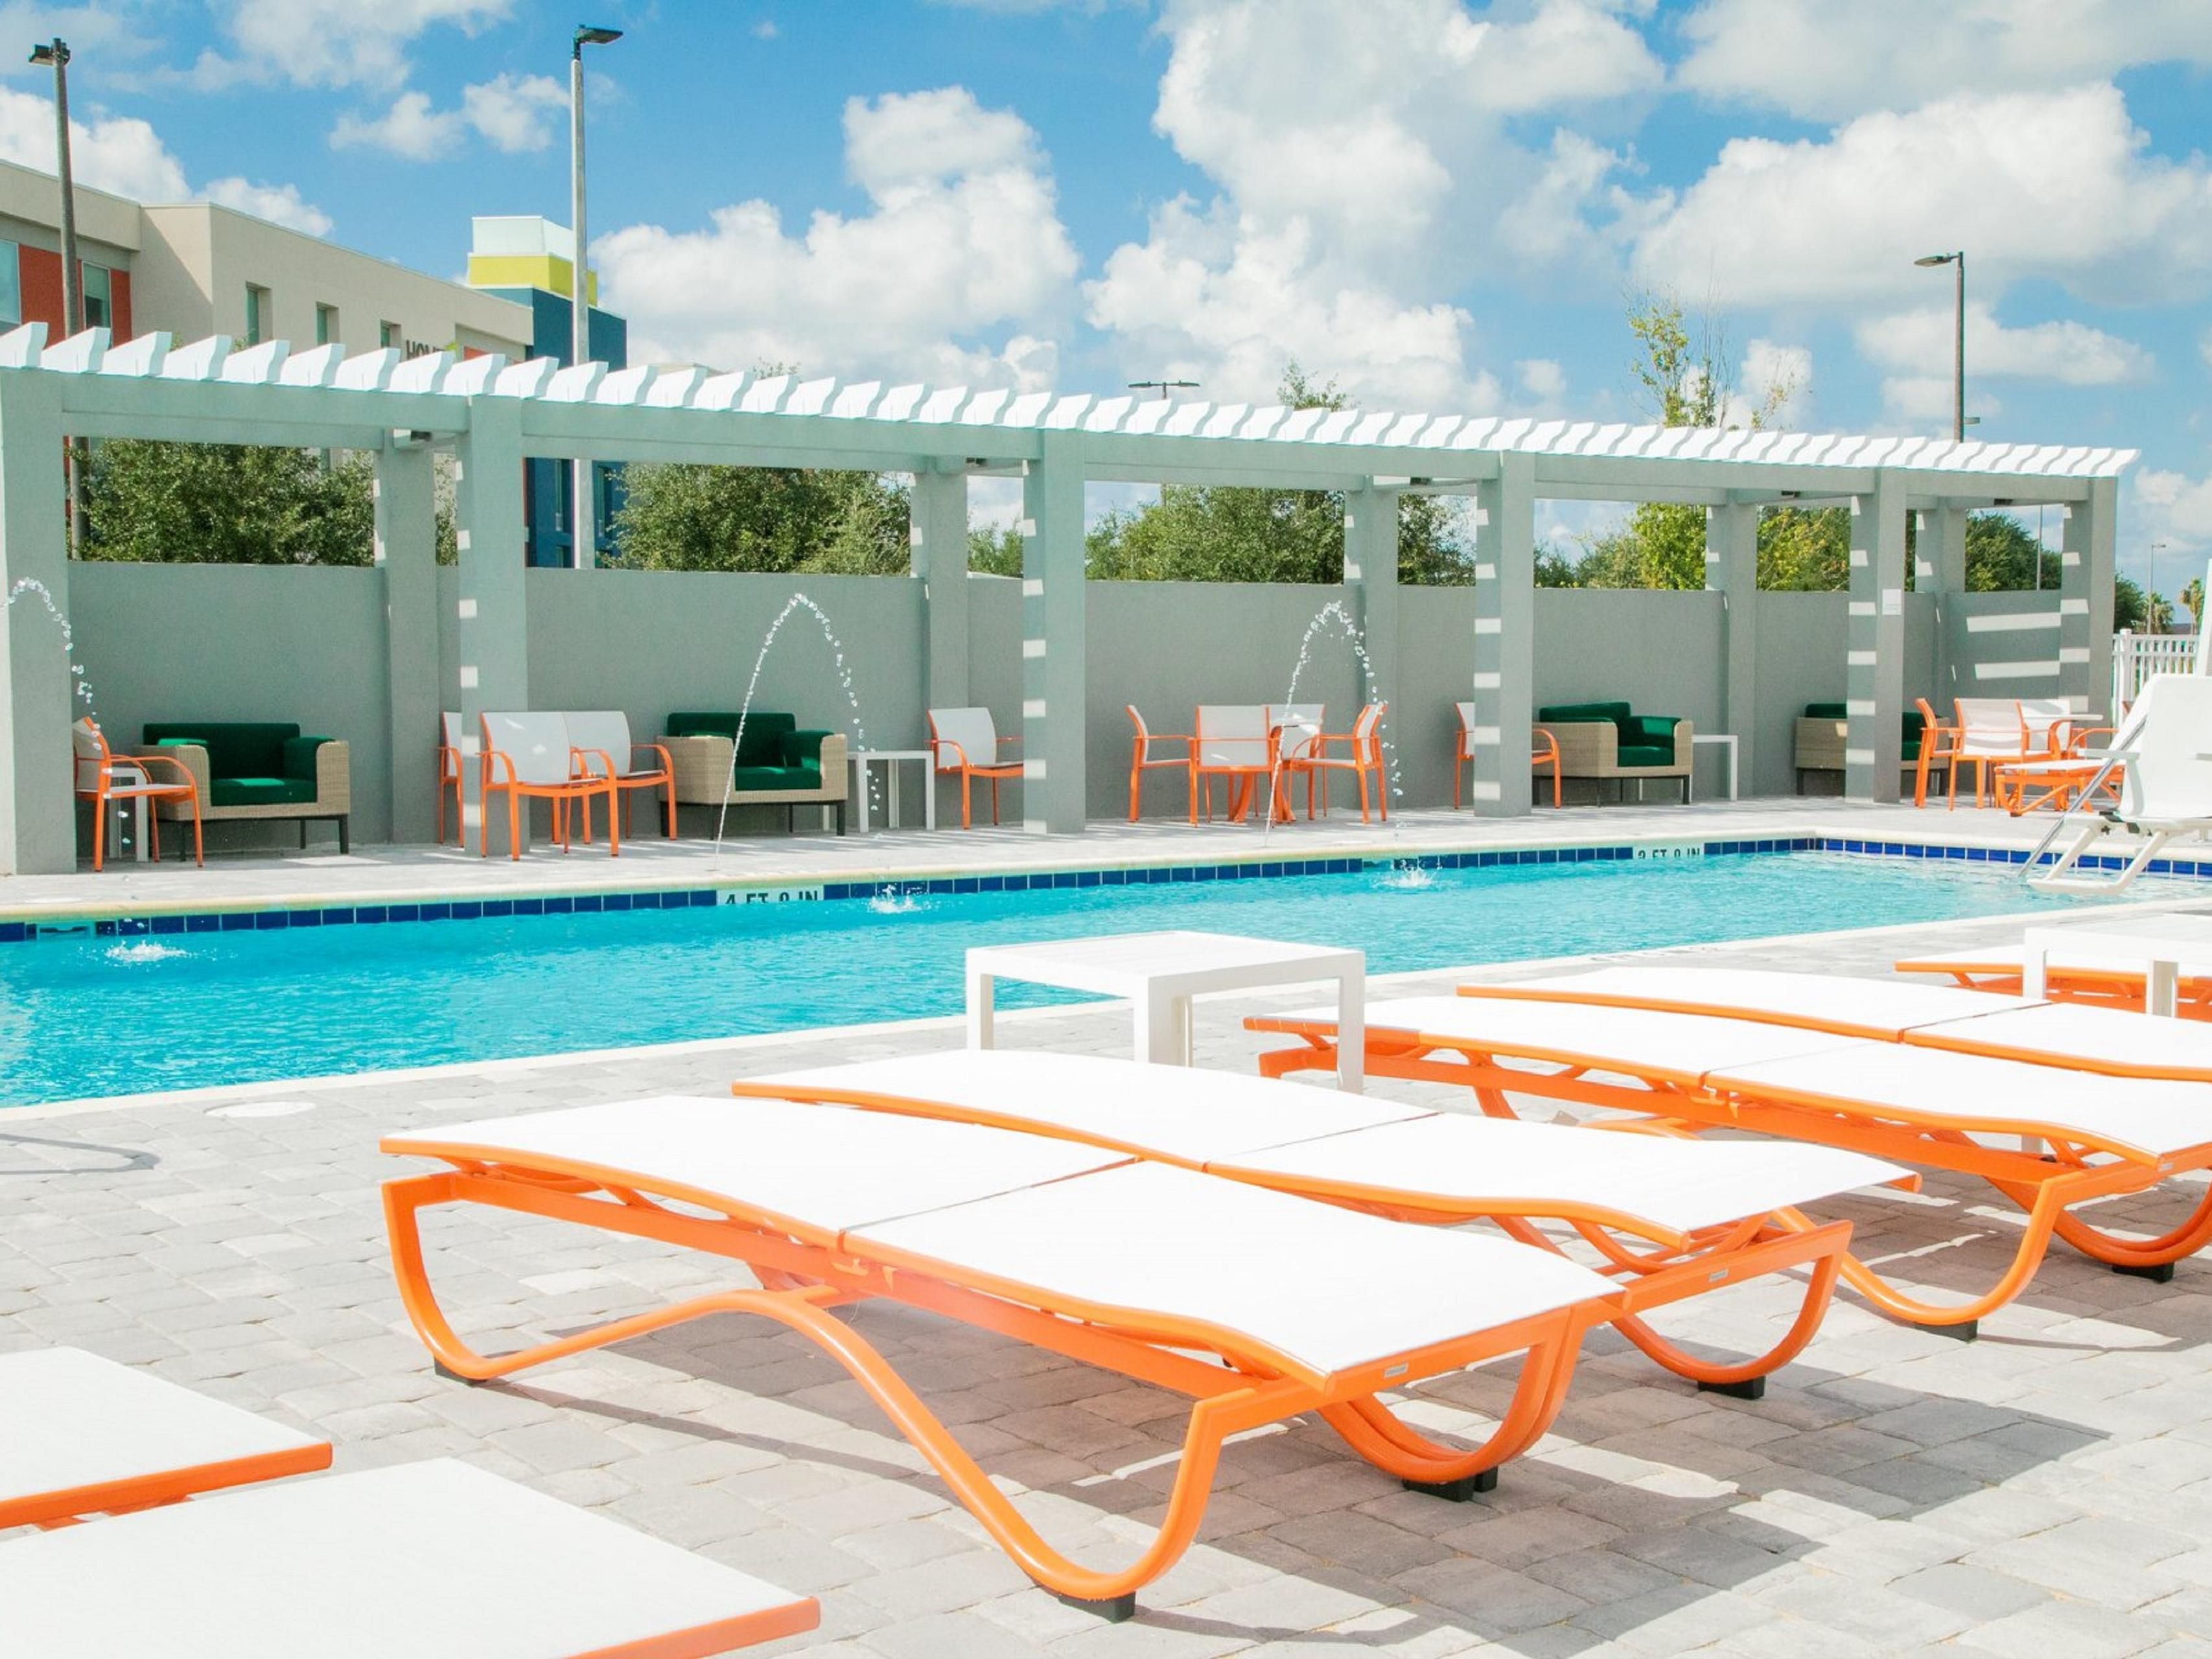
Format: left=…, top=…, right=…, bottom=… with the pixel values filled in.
left=1857, top=303, right=2153, bottom=391
left=333, top=73, right=570, bottom=160
left=0, top=84, right=332, bottom=236
left=1515, top=358, right=1566, bottom=402
left=191, top=0, right=513, bottom=91
left=596, top=87, right=1078, bottom=386
left=458, top=73, right=567, bottom=154
left=752, top=19, right=778, bottom=39
left=1678, top=0, right=2212, bottom=122
left=1631, top=84, right=2212, bottom=308
left=1084, top=195, right=1497, bottom=410
left=2134, top=466, right=2212, bottom=551
left=329, top=91, right=458, bottom=161
left=201, top=177, right=332, bottom=236
left=1740, top=338, right=1811, bottom=426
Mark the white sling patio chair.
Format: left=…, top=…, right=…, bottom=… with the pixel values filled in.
left=0, top=1347, right=330, bottom=1529
left=743, top=1047, right=1902, bottom=1400
left=1191, top=704, right=1275, bottom=822
left=2027, top=674, right=2212, bottom=892
left=0, top=1457, right=817, bottom=1657
left=478, top=712, right=618, bottom=859
left=1249, top=992, right=2212, bottom=1335
left=563, top=710, right=676, bottom=841
left=382, top=1094, right=1616, bottom=1618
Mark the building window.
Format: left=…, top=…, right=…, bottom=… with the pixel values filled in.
left=0, top=242, right=19, bottom=328
left=244, top=283, right=270, bottom=345
left=315, top=303, right=338, bottom=347
left=81, top=263, right=110, bottom=331
left=379, top=319, right=401, bottom=350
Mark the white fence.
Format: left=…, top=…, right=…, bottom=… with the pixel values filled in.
left=2112, top=630, right=2197, bottom=713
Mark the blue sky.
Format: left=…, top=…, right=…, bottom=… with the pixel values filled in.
left=10, top=1, right=2212, bottom=588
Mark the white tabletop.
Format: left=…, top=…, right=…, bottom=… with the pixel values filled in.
left=2021, top=916, right=2212, bottom=1012
left=0, top=1459, right=816, bottom=1658
left=0, top=1347, right=327, bottom=1524
left=968, top=929, right=1360, bottom=996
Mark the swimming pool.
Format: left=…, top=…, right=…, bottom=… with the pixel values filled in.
left=1, top=849, right=2137, bottom=1105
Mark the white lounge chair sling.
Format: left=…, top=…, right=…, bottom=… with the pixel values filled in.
left=746, top=1048, right=1900, bottom=1399
left=382, top=1096, right=1615, bottom=1617
left=2029, top=674, right=2212, bottom=892
left=0, top=1347, right=331, bottom=1528
left=1250, top=993, right=2212, bottom=1335
left=0, top=1457, right=817, bottom=1658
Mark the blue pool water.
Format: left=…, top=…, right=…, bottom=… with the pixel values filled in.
left=1, top=852, right=2135, bottom=1104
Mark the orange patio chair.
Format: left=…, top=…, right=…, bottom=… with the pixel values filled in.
left=436, top=710, right=464, bottom=845
left=1190, top=704, right=1275, bottom=822
left=929, top=706, right=1021, bottom=828
left=1285, top=702, right=1388, bottom=822
left=72, top=717, right=202, bottom=872
left=1911, top=697, right=1956, bottom=807
left=566, top=710, right=677, bottom=842
left=1124, top=705, right=1191, bottom=820
left=1454, top=703, right=1559, bottom=807
left=478, top=712, right=618, bottom=859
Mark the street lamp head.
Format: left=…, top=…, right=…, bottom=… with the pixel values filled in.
left=1913, top=252, right=1957, bottom=266
left=27, top=39, right=66, bottom=66
left=574, top=25, right=622, bottom=49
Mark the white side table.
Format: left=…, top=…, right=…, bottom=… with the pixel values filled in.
left=1690, top=733, right=1738, bottom=802
left=848, top=749, right=935, bottom=833
left=966, top=929, right=1366, bottom=1091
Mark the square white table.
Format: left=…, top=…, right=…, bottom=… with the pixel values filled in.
left=966, top=929, right=1366, bottom=1091
left=2022, top=915, right=2212, bottom=1017
left=849, top=748, right=936, bottom=832
left=1690, top=732, right=1739, bottom=802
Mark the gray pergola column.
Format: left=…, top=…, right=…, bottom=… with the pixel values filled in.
left=911, top=463, right=970, bottom=719
left=1469, top=454, right=1535, bottom=815
left=1343, top=483, right=1398, bottom=797
left=1845, top=469, right=1909, bottom=802
left=0, top=370, right=73, bottom=873
left=1020, top=431, right=1084, bottom=833
left=374, top=439, right=439, bottom=843
left=454, top=397, right=529, bottom=848
left=1706, top=500, right=1758, bottom=791
left=2063, top=478, right=2116, bottom=710
left=1920, top=504, right=1968, bottom=715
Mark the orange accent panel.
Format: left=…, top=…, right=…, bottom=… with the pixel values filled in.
left=108, top=266, right=131, bottom=341
left=19, top=246, right=61, bottom=332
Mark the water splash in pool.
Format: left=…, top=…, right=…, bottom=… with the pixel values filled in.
left=867, top=886, right=927, bottom=915
left=1375, top=864, right=1436, bottom=890
left=712, top=593, right=876, bottom=859
left=1266, top=599, right=1401, bottom=839
left=105, top=940, right=188, bottom=964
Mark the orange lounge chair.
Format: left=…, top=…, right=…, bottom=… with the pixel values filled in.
left=743, top=1049, right=1896, bottom=1400
left=1249, top=990, right=2212, bottom=1334
left=382, top=1094, right=1616, bottom=1619
left=928, top=706, right=1021, bottom=828
left=1897, top=944, right=2212, bottom=1015
left=478, top=712, right=618, bottom=859
left=1, top=1457, right=816, bottom=1656
left=1124, top=704, right=1191, bottom=820
left=71, top=717, right=202, bottom=872
left=0, top=1347, right=329, bottom=1530
left=1285, top=701, right=1388, bottom=822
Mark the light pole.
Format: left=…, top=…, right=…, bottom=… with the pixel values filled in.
left=569, top=24, right=622, bottom=567
left=30, top=38, right=81, bottom=554
left=1913, top=249, right=1965, bottom=443
left=1128, top=378, right=1200, bottom=401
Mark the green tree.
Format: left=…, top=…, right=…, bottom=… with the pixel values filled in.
left=1756, top=506, right=1850, bottom=591
left=1963, top=513, right=2061, bottom=590
left=2184, top=575, right=2204, bottom=633
left=610, top=463, right=910, bottom=574
left=968, top=523, right=1023, bottom=575
left=81, top=441, right=378, bottom=565
left=2113, top=574, right=2155, bottom=632
left=1533, top=541, right=1581, bottom=587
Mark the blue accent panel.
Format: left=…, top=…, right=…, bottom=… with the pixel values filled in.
left=252, top=912, right=286, bottom=931
left=0, top=922, right=25, bottom=943
left=286, top=910, right=321, bottom=927
left=118, top=917, right=149, bottom=936
left=322, top=908, right=355, bottom=925
left=482, top=901, right=512, bottom=918
left=604, top=894, right=631, bottom=912
left=221, top=913, right=255, bottom=932
left=544, top=896, right=573, bottom=913
left=452, top=902, right=483, bottom=920
left=574, top=895, right=603, bottom=912
left=150, top=915, right=183, bottom=934
left=515, top=898, right=544, bottom=915
left=185, top=913, right=220, bottom=932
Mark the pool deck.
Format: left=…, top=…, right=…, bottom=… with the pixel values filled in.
left=9, top=806, right=2212, bottom=1656
left=2, top=795, right=2127, bottom=920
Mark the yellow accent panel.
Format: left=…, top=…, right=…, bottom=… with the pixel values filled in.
left=466, top=253, right=597, bottom=304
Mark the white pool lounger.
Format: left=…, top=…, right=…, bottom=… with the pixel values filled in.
left=380, top=1094, right=1618, bottom=1618
left=747, top=1048, right=1900, bottom=1397
left=1250, top=992, right=2212, bottom=1335
left=0, top=1458, right=818, bottom=1657
left=0, top=1346, right=331, bottom=1529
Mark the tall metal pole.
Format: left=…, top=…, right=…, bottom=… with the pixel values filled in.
left=45, top=40, right=79, bottom=336
left=568, top=40, right=591, bottom=568
left=1951, top=250, right=1966, bottom=445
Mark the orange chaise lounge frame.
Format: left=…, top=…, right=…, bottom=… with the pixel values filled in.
left=1249, top=984, right=2212, bottom=1338
left=741, top=1049, right=1878, bottom=1402
left=380, top=1094, right=1616, bottom=1619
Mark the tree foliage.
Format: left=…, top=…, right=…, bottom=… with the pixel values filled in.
left=81, top=441, right=378, bottom=566
left=609, top=461, right=910, bottom=574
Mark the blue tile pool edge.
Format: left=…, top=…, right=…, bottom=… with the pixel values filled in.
left=10, top=835, right=2195, bottom=944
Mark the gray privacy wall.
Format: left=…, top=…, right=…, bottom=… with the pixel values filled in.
left=62, top=559, right=1963, bottom=840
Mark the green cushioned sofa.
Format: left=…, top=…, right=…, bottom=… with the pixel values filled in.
left=660, top=712, right=848, bottom=833
left=1532, top=701, right=1694, bottom=804
left=142, top=721, right=350, bottom=852
left=1793, top=702, right=1937, bottom=795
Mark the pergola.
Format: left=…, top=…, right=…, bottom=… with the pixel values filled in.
left=0, top=323, right=2133, bottom=874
